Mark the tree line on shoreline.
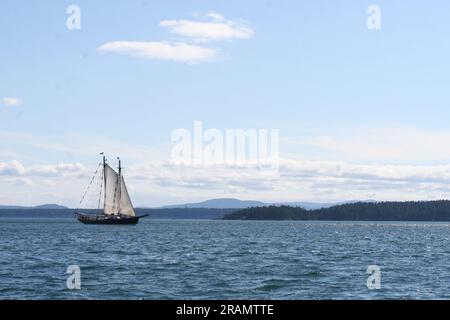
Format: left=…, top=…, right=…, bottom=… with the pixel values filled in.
left=222, top=200, right=450, bottom=221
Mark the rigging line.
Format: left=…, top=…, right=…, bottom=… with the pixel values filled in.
left=77, top=162, right=102, bottom=210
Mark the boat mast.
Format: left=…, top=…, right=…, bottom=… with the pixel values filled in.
left=101, top=153, right=107, bottom=213
left=117, top=157, right=122, bottom=215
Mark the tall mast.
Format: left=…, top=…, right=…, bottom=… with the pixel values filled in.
left=101, top=153, right=107, bottom=212
left=117, top=157, right=121, bottom=214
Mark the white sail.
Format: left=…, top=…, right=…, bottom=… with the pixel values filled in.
left=103, top=163, right=135, bottom=216
left=119, top=176, right=135, bottom=217
left=103, top=164, right=120, bottom=215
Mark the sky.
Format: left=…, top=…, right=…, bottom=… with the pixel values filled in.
left=2, top=0, right=450, bottom=207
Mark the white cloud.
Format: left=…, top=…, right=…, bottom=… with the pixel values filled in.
left=0, top=160, right=26, bottom=176
left=3, top=156, right=450, bottom=207
left=206, top=12, right=225, bottom=22
left=97, top=41, right=218, bottom=63
left=7, top=177, right=33, bottom=187
left=123, top=158, right=450, bottom=204
left=1, top=97, right=23, bottom=107
left=97, top=12, right=253, bottom=64
left=160, top=12, right=254, bottom=42
left=5, top=125, right=450, bottom=206
left=0, top=160, right=86, bottom=178
left=27, top=163, right=87, bottom=177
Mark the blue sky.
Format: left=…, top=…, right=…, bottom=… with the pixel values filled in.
left=2, top=1, right=450, bottom=206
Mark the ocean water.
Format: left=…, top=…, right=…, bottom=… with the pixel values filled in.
left=1, top=218, right=450, bottom=300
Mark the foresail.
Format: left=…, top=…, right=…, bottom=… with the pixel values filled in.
left=103, top=164, right=120, bottom=215
left=119, top=176, right=135, bottom=216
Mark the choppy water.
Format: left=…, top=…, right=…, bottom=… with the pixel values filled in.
left=1, top=218, right=450, bottom=299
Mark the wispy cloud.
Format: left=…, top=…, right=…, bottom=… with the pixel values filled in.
left=97, top=12, right=253, bottom=64
left=160, top=12, right=254, bottom=43
left=97, top=41, right=218, bottom=63
left=0, top=160, right=86, bottom=178
left=0, top=160, right=25, bottom=176
left=282, top=126, right=450, bottom=163
left=1, top=97, right=23, bottom=107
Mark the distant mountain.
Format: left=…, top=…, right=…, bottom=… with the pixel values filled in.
left=159, top=198, right=348, bottom=210
left=33, top=204, right=68, bottom=209
left=0, top=205, right=27, bottom=209
left=0, top=204, right=68, bottom=210
left=161, top=198, right=267, bottom=209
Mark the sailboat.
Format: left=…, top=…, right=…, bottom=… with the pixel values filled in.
left=75, top=155, right=148, bottom=225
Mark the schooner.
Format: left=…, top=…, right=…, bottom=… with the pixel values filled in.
left=75, top=154, right=148, bottom=225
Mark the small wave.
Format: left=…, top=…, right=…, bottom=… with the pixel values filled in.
left=305, top=270, right=322, bottom=277
left=256, top=279, right=290, bottom=291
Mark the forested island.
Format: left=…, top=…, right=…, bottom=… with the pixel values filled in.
left=222, top=200, right=450, bottom=221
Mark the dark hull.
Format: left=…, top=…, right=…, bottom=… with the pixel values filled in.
left=75, top=212, right=147, bottom=225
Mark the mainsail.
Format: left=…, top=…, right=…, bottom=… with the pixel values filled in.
left=103, top=164, right=135, bottom=216
left=103, top=164, right=118, bottom=215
